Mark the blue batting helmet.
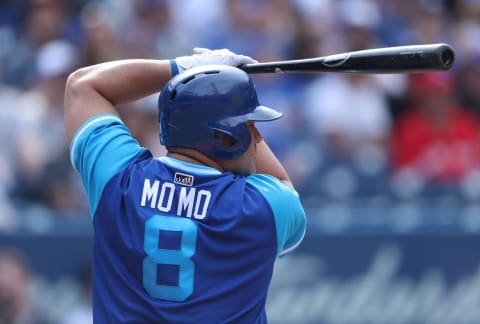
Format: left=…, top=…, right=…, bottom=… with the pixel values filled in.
left=158, top=65, right=283, bottom=160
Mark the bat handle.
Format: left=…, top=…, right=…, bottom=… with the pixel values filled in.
left=237, top=63, right=256, bottom=73
left=237, top=63, right=280, bottom=74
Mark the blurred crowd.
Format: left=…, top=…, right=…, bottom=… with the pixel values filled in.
left=1, top=0, right=480, bottom=323
left=1, top=0, right=480, bottom=231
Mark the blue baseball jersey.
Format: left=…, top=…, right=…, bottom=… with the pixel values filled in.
left=70, top=114, right=306, bottom=323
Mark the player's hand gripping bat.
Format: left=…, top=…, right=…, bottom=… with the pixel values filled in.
left=238, top=43, right=455, bottom=74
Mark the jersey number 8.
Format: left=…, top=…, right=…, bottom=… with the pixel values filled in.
left=143, top=215, right=198, bottom=301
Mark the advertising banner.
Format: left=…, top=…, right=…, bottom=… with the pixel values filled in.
left=268, top=234, right=480, bottom=324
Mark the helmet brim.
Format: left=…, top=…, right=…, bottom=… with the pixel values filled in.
left=247, top=105, right=283, bottom=121
left=219, top=105, right=283, bottom=126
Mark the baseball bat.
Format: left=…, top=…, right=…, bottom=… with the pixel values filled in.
left=238, top=43, right=455, bottom=74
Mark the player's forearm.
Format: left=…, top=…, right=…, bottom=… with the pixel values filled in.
left=68, top=59, right=172, bottom=106
left=255, top=140, right=293, bottom=188
left=65, top=59, right=173, bottom=144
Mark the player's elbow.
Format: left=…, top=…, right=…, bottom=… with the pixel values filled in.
left=64, top=66, right=97, bottom=110
left=65, top=67, right=90, bottom=94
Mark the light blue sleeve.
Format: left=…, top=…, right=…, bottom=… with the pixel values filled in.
left=70, top=114, right=144, bottom=217
left=246, top=174, right=306, bottom=257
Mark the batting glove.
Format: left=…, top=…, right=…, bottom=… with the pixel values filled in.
left=171, top=48, right=258, bottom=76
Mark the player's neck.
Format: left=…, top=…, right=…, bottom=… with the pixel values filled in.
left=167, top=148, right=224, bottom=172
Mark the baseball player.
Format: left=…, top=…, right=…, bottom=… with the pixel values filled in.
left=65, top=48, right=306, bottom=323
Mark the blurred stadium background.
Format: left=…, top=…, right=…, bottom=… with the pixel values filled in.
left=1, top=0, right=480, bottom=323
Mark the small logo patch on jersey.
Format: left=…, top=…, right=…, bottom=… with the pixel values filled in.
left=174, top=172, right=194, bottom=186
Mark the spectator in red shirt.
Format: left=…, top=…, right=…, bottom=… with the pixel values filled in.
left=391, top=72, right=480, bottom=182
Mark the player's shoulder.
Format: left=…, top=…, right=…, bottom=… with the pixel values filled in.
left=247, top=174, right=306, bottom=257
left=246, top=174, right=302, bottom=211
left=246, top=174, right=298, bottom=196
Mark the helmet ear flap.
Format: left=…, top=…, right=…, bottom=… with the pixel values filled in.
left=213, top=130, right=237, bottom=147
left=209, top=125, right=251, bottom=160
